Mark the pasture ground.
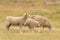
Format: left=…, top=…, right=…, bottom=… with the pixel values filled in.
left=0, top=0, right=60, bottom=40
left=0, top=22, right=60, bottom=40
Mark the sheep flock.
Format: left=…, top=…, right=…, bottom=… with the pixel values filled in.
left=5, top=13, right=53, bottom=33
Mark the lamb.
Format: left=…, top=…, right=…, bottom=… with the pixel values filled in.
left=5, top=13, right=29, bottom=32
left=24, top=18, right=40, bottom=32
left=30, top=15, right=53, bottom=32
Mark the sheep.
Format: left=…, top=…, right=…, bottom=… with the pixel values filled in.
left=24, top=18, right=40, bottom=32
left=5, top=13, right=29, bottom=32
left=30, top=15, right=53, bottom=32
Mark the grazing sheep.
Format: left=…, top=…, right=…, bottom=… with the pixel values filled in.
left=5, top=13, right=29, bottom=32
left=31, top=15, right=53, bottom=32
left=24, top=18, right=40, bottom=32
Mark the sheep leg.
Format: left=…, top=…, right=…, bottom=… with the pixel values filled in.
left=48, top=27, right=52, bottom=32
left=39, top=25, right=44, bottom=33
left=19, top=24, right=22, bottom=33
left=40, top=27, right=42, bottom=33
left=39, top=23, right=43, bottom=32
left=6, top=24, right=11, bottom=32
left=29, top=26, right=34, bottom=33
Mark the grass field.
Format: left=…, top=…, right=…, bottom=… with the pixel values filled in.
left=0, top=0, right=60, bottom=40
left=0, top=22, right=60, bottom=40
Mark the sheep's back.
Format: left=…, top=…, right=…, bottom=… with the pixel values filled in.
left=6, top=16, right=23, bottom=25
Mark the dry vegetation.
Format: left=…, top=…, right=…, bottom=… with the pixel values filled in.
left=0, top=0, right=60, bottom=40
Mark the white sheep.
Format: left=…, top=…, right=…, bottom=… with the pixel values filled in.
left=24, top=18, right=40, bottom=32
left=5, top=13, right=29, bottom=32
left=31, top=15, right=53, bottom=32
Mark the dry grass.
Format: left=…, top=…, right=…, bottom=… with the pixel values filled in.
left=0, top=23, right=60, bottom=40
left=0, top=0, right=60, bottom=40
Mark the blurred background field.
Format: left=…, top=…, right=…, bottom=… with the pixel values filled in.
left=0, top=0, right=60, bottom=40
